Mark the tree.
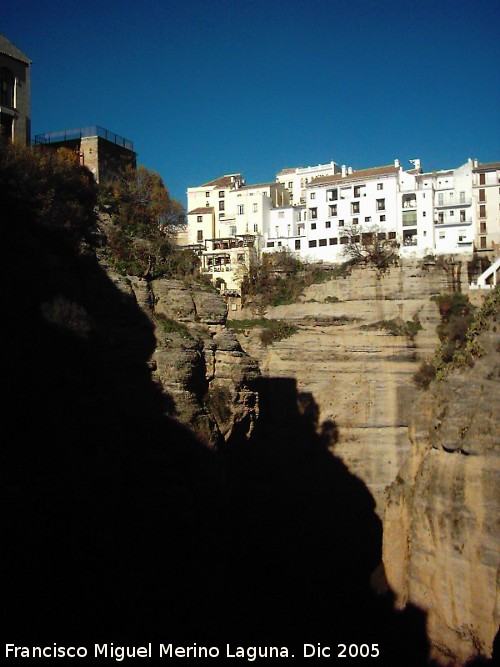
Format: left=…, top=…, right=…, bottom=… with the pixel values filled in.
left=102, top=165, right=191, bottom=278
left=340, top=224, right=399, bottom=274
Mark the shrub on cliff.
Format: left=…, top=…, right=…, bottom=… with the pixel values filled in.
left=100, top=165, right=199, bottom=279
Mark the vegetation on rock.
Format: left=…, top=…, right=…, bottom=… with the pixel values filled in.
left=98, top=165, right=199, bottom=279
left=340, top=224, right=399, bottom=274
left=227, top=318, right=298, bottom=345
left=241, top=250, right=352, bottom=310
left=414, top=286, right=500, bottom=388
left=362, top=316, right=422, bottom=340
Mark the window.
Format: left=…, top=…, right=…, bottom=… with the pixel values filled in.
left=288, top=181, right=293, bottom=188
left=439, top=231, right=445, bottom=239
left=353, top=186, right=361, bottom=198
left=205, top=191, right=210, bottom=198
left=311, top=223, right=317, bottom=230
left=449, top=210, right=454, bottom=216
left=329, top=204, right=337, bottom=216
left=327, top=188, right=338, bottom=201
left=438, top=193, right=444, bottom=205
left=219, top=213, right=225, bottom=220
left=197, top=230, right=203, bottom=242
left=319, top=239, right=327, bottom=247
left=459, top=191, right=465, bottom=203
left=480, top=222, right=487, bottom=233
left=0, top=67, right=14, bottom=107
left=403, top=211, right=417, bottom=226
left=351, top=202, right=360, bottom=214
left=377, top=183, right=383, bottom=190
left=377, top=232, right=386, bottom=240
left=230, top=225, right=237, bottom=236
left=438, top=212, right=444, bottom=224
left=253, top=224, right=258, bottom=232
left=219, top=191, right=225, bottom=198
left=338, top=219, right=344, bottom=227
left=219, top=201, right=225, bottom=211
left=388, top=232, right=396, bottom=239
left=309, top=240, right=317, bottom=248
left=267, top=242, right=275, bottom=248
left=310, top=208, right=317, bottom=219
left=197, top=215, right=203, bottom=223
left=325, top=221, right=331, bottom=229
left=479, top=173, right=486, bottom=185
left=310, top=192, right=316, bottom=200
left=237, top=205, right=244, bottom=215
left=352, top=218, right=358, bottom=225
left=379, top=215, right=386, bottom=222
left=479, top=205, right=486, bottom=218
left=480, top=236, right=487, bottom=249
left=376, top=199, right=385, bottom=211
left=206, top=202, right=210, bottom=207
left=253, top=203, right=258, bottom=212
left=479, top=189, right=486, bottom=202
left=365, top=217, right=371, bottom=223
left=423, top=212, right=426, bottom=217
left=295, top=240, right=301, bottom=250
left=340, top=236, right=348, bottom=244
left=329, top=238, right=338, bottom=245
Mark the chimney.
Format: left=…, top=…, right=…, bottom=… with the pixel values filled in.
left=341, top=165, right=347, bottom=177
left=347, top=166, right=353, bottom=175
left=473, top=159, right=478, bottom=168
left=394, top=159, right=400, bottom=168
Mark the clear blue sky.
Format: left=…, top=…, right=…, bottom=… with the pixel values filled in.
left=3, top=0, right=499, bottom=206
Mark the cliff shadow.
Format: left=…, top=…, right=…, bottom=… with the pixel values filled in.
left=1, top=213, right=220, bottom=646
left=216, top=377, right=432, bottom=664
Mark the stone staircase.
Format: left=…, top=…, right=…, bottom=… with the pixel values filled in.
left=469, top=256, right=500, bottom=289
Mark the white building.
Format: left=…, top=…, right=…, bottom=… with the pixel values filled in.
left=184, top=156, right=499, bottom=292
left=185, top=173, right=288, bottom=290
left=276, top=161, right=341, bottom=207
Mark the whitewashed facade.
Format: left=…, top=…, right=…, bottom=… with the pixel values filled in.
left=185, top=157, right=499, bottom=292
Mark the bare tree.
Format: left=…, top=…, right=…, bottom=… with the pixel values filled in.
left=340, top=224, right=399, bottom=274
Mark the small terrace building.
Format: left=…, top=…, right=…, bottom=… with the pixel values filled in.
left=34, top=125, right=136, bottom=183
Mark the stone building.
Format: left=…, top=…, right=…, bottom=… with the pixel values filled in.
left=0, top=34, right=31, bottom=145
left=34, top=125, right=136, bottom=183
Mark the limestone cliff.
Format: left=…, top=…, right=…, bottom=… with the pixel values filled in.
left=384, top=289, right=500, bottom=664
left=233, top=260, right=453, bottom=515
left=104, top=274, right=260, bottom=447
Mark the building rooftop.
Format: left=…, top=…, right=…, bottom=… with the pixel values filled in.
left=240, top=181, right=279, bottom=190
left=188, top=207, right=214, bottom=215
left=473, top=161, right=500, bottom=171
left=34, top=125, right=134, bottom=151
left=310, top=164, right=399, bottom=186
left=0, top=34, right=31, bottom=64
left=202, top=174, right=243, bottom=188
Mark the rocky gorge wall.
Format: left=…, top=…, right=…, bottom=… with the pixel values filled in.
left=110, top=274, right=260, bottom=447
left=231, top=259, right=499, bottom=664
left=384, top=289, right=500, bottom=664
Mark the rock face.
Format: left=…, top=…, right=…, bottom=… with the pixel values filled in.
left=125, top=278, right=261, bottom=447
left=384, top=292, right=500, bottom=664
left=231, top=260, right=499, bottom=662
left=235, top=260, right=452, bottom=515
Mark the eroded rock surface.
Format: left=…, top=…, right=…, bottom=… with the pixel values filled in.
left=128, top=278, right=261, bottom=447
left=384, top=293, right=500, bottom=664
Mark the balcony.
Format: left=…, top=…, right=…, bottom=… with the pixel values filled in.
left=434, top=197, right=471, bottom=208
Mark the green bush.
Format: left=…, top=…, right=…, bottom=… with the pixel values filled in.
left=226, top=318, right=298, bottom=345
left=413, top=360, right=436, bottom=389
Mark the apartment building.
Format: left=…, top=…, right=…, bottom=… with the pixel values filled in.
left=276, top=161, right=341, bottom=206
left=0, top=34, right=31, bottom=145
left=185, top=173, right=288, bottom=290
left=473, top=160, right=500, bottom=252
left=186, top=156, right=499, bottom=292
